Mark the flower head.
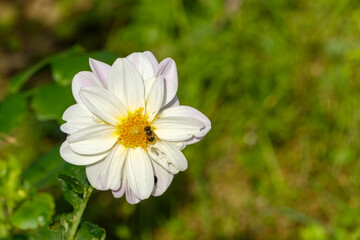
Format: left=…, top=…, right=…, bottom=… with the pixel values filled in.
left=60, top=51, right=211, bottom=204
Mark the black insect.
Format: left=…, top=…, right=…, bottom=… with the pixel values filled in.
left=154, top=176, right=158, bottom=185
left=144, top=126, right=155, bottom=142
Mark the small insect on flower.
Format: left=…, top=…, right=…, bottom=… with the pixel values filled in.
left=60, top=51, right=211, bottom=204
left=144, top=126, right=155, bottom=142
left=154, top=176, right=158, bottom=185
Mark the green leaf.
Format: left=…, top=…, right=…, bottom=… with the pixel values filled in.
left=0, top=93, right=27, bottom=135
left=23, top=145, right=66, bottom=188
left=29, top=226, right=61, bottom=240
left=58, top=175, right=85, bottom=194
left=10, top=193, right=55, bottom=230
left=51, top=50, right=117, bottom=86
left=51, top=53, right=90, bottom=86
left=76, top=221, right=106, bottom=240
left=59, top=165, right=89, bottom=189
left=58, top=165, right=89, bottom=210
left=31, top=83, right=75, bottom=122
left=9, top=58, right=50, bottom=93
left=59, top=178, right=82, bottom=211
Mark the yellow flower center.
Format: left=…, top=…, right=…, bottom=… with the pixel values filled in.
left=116, top=108, right=155, bottom=149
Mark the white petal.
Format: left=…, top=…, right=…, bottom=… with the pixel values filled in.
left=143, top=51, right=159, bottom=71
left=72, top=71, right=104, bottom=104
left=108, top=58, right=145, bottom=112
left=155, top=141, right=188, bottom=171
left=126, top=52, right=155, bottom=81
left=86, top=161, right=106, bottom=190
left=144, top=77, right=157, bottom=100
left=60, top=141, right=107, bottom=166
left=79, top=87, right=127, bottom=126
left=160, top=95, right=180, bottom=111
left=67, top=124, right=118, bottom=155
left=146, top=75, right=165, bottom=121
left=125, top=148, right=154, bottom=199
left=99, top=144, right=127, bottom=190
left=152, top=161, right=174, bottom=196
left=62, top=104, right=91, bottom=121
left=61, top=104, right=95, bottom=134
left=153, top=117, right=204, bottom=141
left=125, top=185, right=141, bottom=204
left=170, top=141, right=187, bottom=150
left=156, top=58, right=178, bottom=106
left=112, top=176, right=127, bottom=198
left=60, top=121, right=94, bottom=135
left=147, top=144, right=179, bottom=175
left=159, top=106, right=211, bottom=144
left=89, top=58, right=111, bottom=87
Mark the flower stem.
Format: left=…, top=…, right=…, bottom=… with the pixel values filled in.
left=67, top=185, right=94, bottom=240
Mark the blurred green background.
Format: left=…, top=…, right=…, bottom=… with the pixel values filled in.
left=1, top=0, right=360, bottom=239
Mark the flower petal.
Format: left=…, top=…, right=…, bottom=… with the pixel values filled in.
left=144, top=77, right=157, bottom=100
left=62, top=104, right=91, bottom=121
left=79, top=86, right=127, bottom=126
left=125, top=148, right=154, bottom=200
left=170, top=141, right=186, bottom=150
left=159, top=106, right=211, bottom=144
left=108, top=58, right=145, bottom=112
left=155, top=141, right=188, bottom=171
left=151, top=161, right=174, bottom=196
left=86, top=161, right=106, bottom=190
left=147, top=144, right=179, bottom=175
left=99, top=144, right=127, bottom=190
left=126, top=52, right=155, bottom=81
left=72, top=71, right=104, bottom=104
left=60, top=104, right=94, bottom=134
left=67, top=124, right=118, bottom=155
left=112, top=176, right=127, bottom=198
left=153, top=116, right=204, bottom=142
left=60, top=141, right=107, bottom=166
left=143, top=51, right=159, bottom=71
left=89, top=58, right=111, bottom=87
left=125, top=185, right=141, bottom=204
left=156, top=58, right=178, bottom=106
left=161, top=95, right=180, bottom=111
left=146, top=75, right=165, bottom=121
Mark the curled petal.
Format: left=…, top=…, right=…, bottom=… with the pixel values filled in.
left=159, top=106, right=211, bottom=144
left=89, top=58, right=111, bottom=87
left=125, top=148, right=154, bottom=200
left=60, top=141, right=107, bottom=166
left=153, top=117, right=204, bottom=142
left=108, top=58, right=145, bottom=112
left=67, top=124, right=118, bottom=155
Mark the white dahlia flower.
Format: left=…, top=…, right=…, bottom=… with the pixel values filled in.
left=60, top=51, right=211, bottom=204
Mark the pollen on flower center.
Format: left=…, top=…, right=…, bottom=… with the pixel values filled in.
left=116, top=108, right=155, bottom=149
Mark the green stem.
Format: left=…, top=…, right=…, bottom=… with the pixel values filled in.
left=67, top=185, right=94, bottom=240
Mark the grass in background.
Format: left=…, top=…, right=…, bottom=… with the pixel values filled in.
left=1, top=0, right=360, bottom=239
